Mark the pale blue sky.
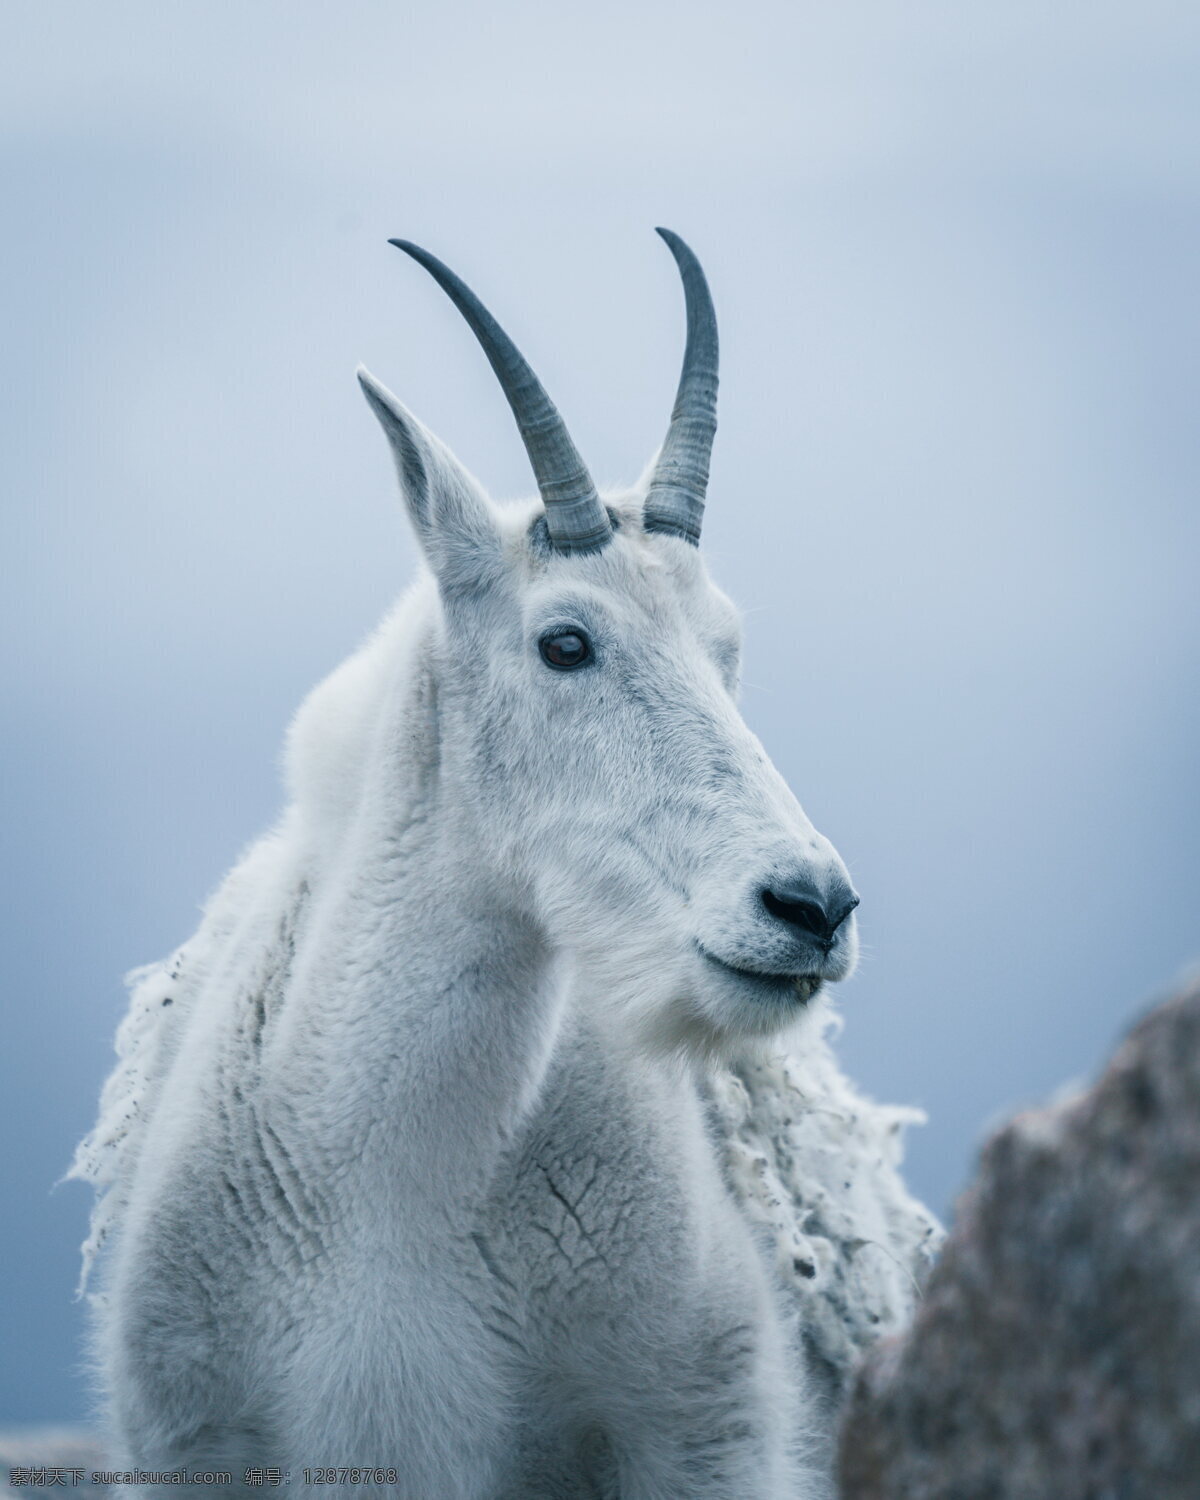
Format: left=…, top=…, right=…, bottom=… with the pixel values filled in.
left=3, top=0, right=1198, bottom=1424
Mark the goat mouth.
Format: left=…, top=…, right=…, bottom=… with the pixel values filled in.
left=697, top=947, right=823, bottom=1005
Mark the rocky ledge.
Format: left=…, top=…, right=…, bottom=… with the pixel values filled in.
left=839, top=971, right=1200, bottom=1499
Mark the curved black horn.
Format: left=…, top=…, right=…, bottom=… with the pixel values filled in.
left=389, top=240, right=611, bottom=555
left=643, top=229, right=719, bottom=546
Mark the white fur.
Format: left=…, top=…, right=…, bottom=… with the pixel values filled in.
left=71, top=381, right=939, bottom=1498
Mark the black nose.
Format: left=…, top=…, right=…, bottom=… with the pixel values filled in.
left=761, top=881, right=859, bottom=947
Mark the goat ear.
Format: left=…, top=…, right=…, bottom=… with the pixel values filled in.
left=357, top=366, right=502, bottom=593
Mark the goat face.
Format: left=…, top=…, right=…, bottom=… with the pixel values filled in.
left=359, top=234, right=858, bottom=1052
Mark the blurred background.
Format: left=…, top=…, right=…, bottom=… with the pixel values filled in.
left=2, top=0, right=1198, bottom=1427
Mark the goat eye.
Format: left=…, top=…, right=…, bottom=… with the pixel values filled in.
left=539, top=630, right=591, bottom=670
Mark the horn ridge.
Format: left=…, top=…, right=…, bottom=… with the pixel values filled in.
left=643, top=228, right=719, bottom=546
left=388, top=239, right=611, bottom=555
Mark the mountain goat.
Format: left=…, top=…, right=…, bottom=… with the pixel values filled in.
left=72, top=231, right=939, bottom=1498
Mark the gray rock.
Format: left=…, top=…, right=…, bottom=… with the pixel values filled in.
left=838, top=971, right=1200, bottom=1500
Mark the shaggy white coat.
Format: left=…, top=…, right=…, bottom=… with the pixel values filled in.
left=72, top=385, right=940, bottom=1498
